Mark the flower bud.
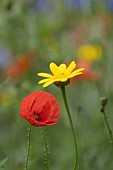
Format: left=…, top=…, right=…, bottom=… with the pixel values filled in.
left=100, top=97, right=108, bottom=108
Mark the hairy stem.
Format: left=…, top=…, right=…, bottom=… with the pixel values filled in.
left=42, top=127, right=50, bottom=170
left=25, top=124, right=32, bottom=170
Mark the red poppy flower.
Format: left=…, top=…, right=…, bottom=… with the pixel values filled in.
left=5, top=52, right=35, bottom=80
left=19, top=91, right=60, bottom=126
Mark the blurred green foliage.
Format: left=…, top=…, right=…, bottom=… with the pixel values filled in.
left=0, top=0, right=113, bottom=170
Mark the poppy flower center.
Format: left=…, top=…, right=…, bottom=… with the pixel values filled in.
left=33, top=112, right=39, bottom=120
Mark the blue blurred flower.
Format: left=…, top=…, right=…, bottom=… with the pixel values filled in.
left=65, top=0, right=92, bottom=12
left=107, top=0, right=113, bottom=11
left=0, top=48, right=11, bottom=69
left=65, top=0, right=81, bottom=8
left=28, top=0, right=51, bottom=12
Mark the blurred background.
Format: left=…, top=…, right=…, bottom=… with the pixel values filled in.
left=0, top=0, right=113, bottom=169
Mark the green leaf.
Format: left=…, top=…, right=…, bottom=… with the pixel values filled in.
left=0, top=158, right=8, bottom=169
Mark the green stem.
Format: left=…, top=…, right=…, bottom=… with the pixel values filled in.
left=42, top=127, right=50, bottom=170
left=102, top=109, right=113, bottom=147
left=25, top=124, right=32, bottom=170
left=61, top=86, right=78, bottom=170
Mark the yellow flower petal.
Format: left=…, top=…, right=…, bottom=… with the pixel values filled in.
left=37, top=73, right=53, bottom=78
left=70, top=72, right=83, bottom=78
left=70, top=68, right=84, bottom=78
left=66, top=61, right=76, bottom=74
left=50, top=62, right=61, bottom=75
left=38, top=78, right=51, bottom=84
left=43, top=80, right=55, bottom=87
left=59, top=64, right=66, bottom=73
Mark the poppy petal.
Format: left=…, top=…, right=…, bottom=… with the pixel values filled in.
left=37, top=101, right=53, bottom=122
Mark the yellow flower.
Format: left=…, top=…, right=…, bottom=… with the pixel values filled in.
left=0, top=92, right=11, bottom=106
left=77, top=45, right=102, bottom=62
left=37, top=61, right=84, bottom=87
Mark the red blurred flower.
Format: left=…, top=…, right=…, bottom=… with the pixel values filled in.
left=5, top=52, right=35, bottom=80
left=71, top=59, right=101, bottom=83
left=19, top=91, right=60, bottom=126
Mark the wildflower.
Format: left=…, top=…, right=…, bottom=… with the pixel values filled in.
left=0, top=92, right=11, bottom=106
left=0, top=86, right=17, bottom=106
left=77, top=45, right=102, bottom=62
left=5, top=52, right=35, bottom=80
left=37, top=61, right=84, bottom=87
left=71, top=59, right=101, bottom=83
left=37, top=61, right=83, bottom=169
left=20, top=91, right=60, bottom=126
left=0, top=48, right=11, bottom=69
left=65, top=0, right=92, bottom=12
